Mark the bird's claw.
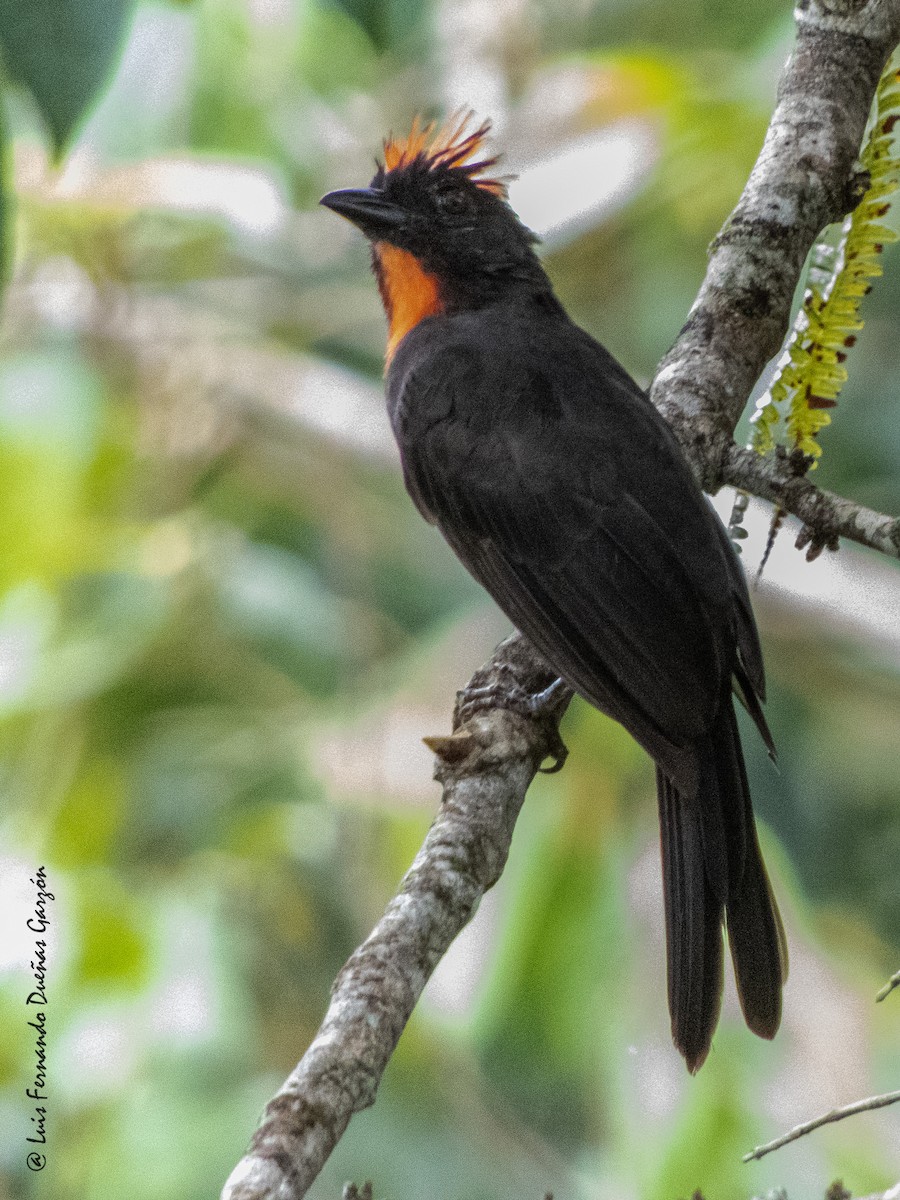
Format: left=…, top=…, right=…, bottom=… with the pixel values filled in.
left=454, top=670, right=570, bottom=772
left=537, top=722, right=569, bottom=773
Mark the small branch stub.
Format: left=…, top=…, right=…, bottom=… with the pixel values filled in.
left=422, top=730, right=476, bottom=763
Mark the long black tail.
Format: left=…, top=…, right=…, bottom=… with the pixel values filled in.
left=656, top=702, right=787, bottom=1073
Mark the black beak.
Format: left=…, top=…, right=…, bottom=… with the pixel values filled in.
left=320, top=187, right=406, bottom=238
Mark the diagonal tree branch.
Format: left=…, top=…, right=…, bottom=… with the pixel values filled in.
left=222, top=4, right=900, bottom=1198
left=222, top=636, right=570, bottom=1200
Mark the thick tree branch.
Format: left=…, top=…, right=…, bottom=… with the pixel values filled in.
left=222, top=4, right=900, bottom=1197
left=221, top=636, right=570, bottom=1200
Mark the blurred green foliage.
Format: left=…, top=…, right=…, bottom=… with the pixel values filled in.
left=0, top=0, right=138, bottom=150
left=0, top=2, right=897, bottom=1200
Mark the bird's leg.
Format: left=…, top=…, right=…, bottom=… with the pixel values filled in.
left=454, top=667, right=572, bottom=773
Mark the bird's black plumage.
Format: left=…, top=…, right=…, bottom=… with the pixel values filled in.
left=321, top=115, right=787, bottom=1071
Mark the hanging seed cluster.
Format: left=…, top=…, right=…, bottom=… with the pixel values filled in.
left=749, top=66, right=900, bottom=462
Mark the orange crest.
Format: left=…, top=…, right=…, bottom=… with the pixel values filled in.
left=381, top=111, right=508, bottom=197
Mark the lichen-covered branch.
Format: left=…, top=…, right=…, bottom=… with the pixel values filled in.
left=221, top=635, right=571, bottom=1200
left=723, top=444, right=900, bottom=558
left=651, top=0, right=900, bottom=488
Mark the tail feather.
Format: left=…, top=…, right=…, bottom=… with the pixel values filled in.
left=726, top=728, right=788, bottom=1036
left=657, top=701, right=785, bottom=1071
left=727, top=838, right=786, bottom=1038
left=658, top=769, right=724, bottom=1073
left=696, top=704, right=747, bottom=904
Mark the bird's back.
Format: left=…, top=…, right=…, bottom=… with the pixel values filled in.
left=387, top=299, right=761, bottom=789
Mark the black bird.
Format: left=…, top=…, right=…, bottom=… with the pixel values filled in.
left=321, top=113, right=787, bottom=1071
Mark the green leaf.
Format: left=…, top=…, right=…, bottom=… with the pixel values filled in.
left=297, top=5, right=378, bottom=96
left=324, top=0, right=426, bottom=56
left=0, top=0, right=137, bottom=150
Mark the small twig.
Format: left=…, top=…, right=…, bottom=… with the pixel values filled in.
left=876, top=968, right=900, bottom=1002
left=743, top=1089, right=900, bottom=1162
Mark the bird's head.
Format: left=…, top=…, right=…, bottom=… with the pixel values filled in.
left=320, top=113, right=546, bottom=363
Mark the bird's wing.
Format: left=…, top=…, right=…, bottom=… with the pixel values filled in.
left=390, top=338, right=741, bottom=780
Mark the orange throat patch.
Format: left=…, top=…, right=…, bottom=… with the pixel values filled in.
left=373, top=243, right=444, bottom=367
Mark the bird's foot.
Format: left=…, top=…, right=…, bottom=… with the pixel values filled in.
left=454, top=669, right=571, bottom=772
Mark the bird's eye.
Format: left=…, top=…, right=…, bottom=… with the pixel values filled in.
left=436, top=188, right=470, bottom=216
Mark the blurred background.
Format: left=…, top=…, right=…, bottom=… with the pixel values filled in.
left=1, top=1, right=899, bottom=1198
